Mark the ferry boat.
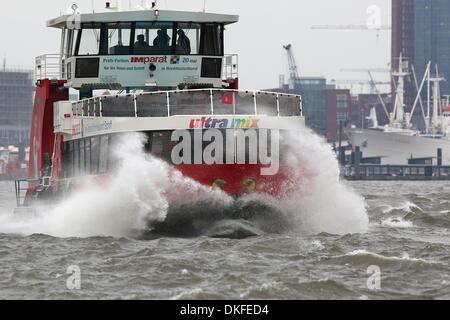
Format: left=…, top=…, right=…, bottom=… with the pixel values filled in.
left=15, top=4, right=304, bottom=207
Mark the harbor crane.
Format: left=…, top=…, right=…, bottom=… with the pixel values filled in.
left=311, top=24, right=391, bottom=41
left=282, top=44, right=301, bottom=90
left=330, top=79, right=391, bottom=94
left=311, top=25, right=391, bottom=31
left=341, top=68, right=392, bottom=119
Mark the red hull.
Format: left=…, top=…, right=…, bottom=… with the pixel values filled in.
left=61, top=163, right=299, bottom=199
left=176, top=164, right=296, bottom=197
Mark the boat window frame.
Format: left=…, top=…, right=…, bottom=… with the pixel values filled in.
left=101, top=22, right=134, bottom=56
left=90, top=136, right=100, bottom=175
left=133, top=21, right=176, bottom=55
left=199, top=23, right=224, bottom=57
left=174, top=22, right=202, bottom=55
left=73, top=22, right=225, bottom=57
left=99, top=135, right=110, bottom=174
left=74, top=23, right=102, bottom=57
left=79, top=138, right=85, bottom=175
left=73, top=140, right=80, bottom=176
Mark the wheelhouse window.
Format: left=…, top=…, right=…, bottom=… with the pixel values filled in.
left=76, top=25, right=101, bottom=56
left=106, top=23, right=132, bottom=55
left=134, top=22, right=174, bottom=55
left=200, top=24, right=223, bottom=56
left=63, top=28, right=80, bottom=57
left=175, top=23, right=201, bottom=55
left=70, top=22, right=224, bottom=56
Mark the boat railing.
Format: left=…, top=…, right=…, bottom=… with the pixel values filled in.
left=71, top=89, right=303, bottom=118
left=14, top=179, right=39, bottom=208
left=223, top=54, right=238, bottom=80
left=35, top=54, right=62, bottom=82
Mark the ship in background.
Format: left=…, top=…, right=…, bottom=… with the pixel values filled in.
left=347, top=54, right=450, bottom=165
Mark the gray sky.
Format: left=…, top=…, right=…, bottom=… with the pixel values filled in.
left=0, top=0, right=391, bottom=90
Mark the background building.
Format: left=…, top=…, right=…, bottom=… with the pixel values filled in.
left=0, top=68, right=34, bottom=147
left=349, top=93, right=392, bottom=129
left=268, top=76, right=328, bottom=137
left=414, top=0, right=450, bottom=94
left=326, top=86, right=351, bottom=142
left=392, top=0, right=416, bottom=108
left=392, top=0, right=450, bottom=110
left=298, top=77, right=327, bottom=136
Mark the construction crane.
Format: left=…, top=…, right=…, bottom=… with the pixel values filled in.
left=311, top=24, right=391, bottom=41
left=341, top=68, right=391, bottom=73
left=331, top=79, right=390, bottom=85
left=341, top=68, right=392, bottom=119
left=282, top=44, right=301, bottom=90
left=330, top=79, right=391, bottom=94
left=340, top=69, right=391, bottom=94
left=311, top=25, right=391, bottom=31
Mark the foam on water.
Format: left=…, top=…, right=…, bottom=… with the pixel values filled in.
left=170, top=288, right=204, bottom=300
left=342, top=249, right=434, bottom=265
left=381, top=217, right=415, bottom=228
left=0, top=128, right=368, bottom=238
left=381, top=201, right=422, bottom=214
left=0, top=133, right=231, bottom=238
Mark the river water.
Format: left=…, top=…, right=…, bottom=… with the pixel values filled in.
left=0, top=179, right=449, bottom=300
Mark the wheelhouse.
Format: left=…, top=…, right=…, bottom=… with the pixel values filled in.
left=45, top=9, right=239, bottom=95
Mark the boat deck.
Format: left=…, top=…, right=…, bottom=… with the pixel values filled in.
left=71, top=89, right=303, bottom=118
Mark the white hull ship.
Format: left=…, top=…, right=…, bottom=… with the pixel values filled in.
left=347, top=128, right=450, bottom=165
left=347, top=54, right=450, bottom=165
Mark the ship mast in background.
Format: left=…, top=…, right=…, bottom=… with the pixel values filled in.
left=391, top=53, right=410, bottom=128
left=429, top=66, right=446, bottom=134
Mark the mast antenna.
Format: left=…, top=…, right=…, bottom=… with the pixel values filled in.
left=203, top=0, right=206, bottom=12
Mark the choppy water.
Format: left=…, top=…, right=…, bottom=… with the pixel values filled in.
left=0, top=180, right=449, bottom=300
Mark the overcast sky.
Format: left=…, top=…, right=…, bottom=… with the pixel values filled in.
left=0, top=0, right=391, bottom=90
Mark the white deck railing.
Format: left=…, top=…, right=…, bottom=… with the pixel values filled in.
left=35, top=54, right=62, bottom=81
left=71, top=89, right=303, bottom=118
left=223, top=54, right=239, bottom=80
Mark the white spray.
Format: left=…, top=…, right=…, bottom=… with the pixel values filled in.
left=0, top=133, right=231, bottom=238
left=0, top=129, right=368, bottom=238
left=277, top=127, right=369, bottom=235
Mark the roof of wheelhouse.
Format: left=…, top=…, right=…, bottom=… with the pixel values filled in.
left=47, top=9, right=239, bottom=28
